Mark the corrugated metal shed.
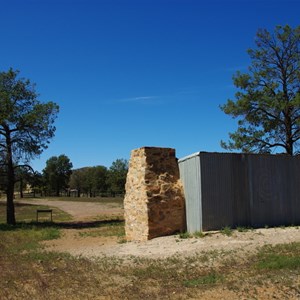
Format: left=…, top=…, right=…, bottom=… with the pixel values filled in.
left=178, top=153, right=202, bottom=232
left=179, top=152, right=300, bottom=233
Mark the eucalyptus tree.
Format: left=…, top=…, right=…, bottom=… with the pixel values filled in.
left=43, top=155, right=73, bottom=196
left=69, top=168, right=85, bottom=197
left=0, top=68, right=59, bottom=224
left=69, top=166, right=107, bottom=197
left=106, top=159, right=128, bottom=195
left=14, top=165, right=34, bottom=198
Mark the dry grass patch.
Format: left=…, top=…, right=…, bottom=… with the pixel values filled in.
left=0, top=216, right=299, bottom=299
left=0, top=202, right=72, bottom=223
left=1, top=195, right=298, bottom=299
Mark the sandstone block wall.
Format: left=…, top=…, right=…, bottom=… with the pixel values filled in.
left=124, top=147, right=186, bottom=241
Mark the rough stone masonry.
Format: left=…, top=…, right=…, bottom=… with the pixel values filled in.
left=124, top=147, right=186, bottom=241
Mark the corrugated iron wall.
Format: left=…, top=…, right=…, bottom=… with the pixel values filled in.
left=179, top=152, right=300, bottom=232
left=178, top=153, right=202, bottom=232
left=247, top=154, right=300, bottom=227
left=200, top=153, right=247, bottom=230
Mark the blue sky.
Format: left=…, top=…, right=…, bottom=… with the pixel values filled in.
left=1, top=0, right=299, bottom=171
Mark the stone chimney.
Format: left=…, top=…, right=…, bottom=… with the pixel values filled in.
left=124, top=147, right=186, bottom=241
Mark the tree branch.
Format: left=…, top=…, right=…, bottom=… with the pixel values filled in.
left=254, top=137, right=286, bottom=149
left=14, top=164, right=34, bottom=172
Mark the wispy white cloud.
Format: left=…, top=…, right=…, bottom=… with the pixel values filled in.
left=119, top=96, right=157, bottom=103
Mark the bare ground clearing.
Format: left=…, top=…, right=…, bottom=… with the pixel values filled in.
left=14, top=198, right=300, bottom=260
left=16, top=198, right=123, bottom=220
left=1, top=198, right=299, bottom=299
left=44, top=226, right=300, bottom=260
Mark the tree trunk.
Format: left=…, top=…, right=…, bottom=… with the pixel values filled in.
left=6, top=185, right=16, bottom=225
left=56, top=182, right=60, bottom=197
left=6, top=139, right=16, bottom=225
left=20, top=178, right=24, bottom=198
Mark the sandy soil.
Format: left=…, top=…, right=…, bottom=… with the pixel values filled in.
left=2, top=198, right=299, bottom=299
left=44, top=226, right=300, bottom=260
left=17, top=199, right=123, bottom=220
left=16, top=198, right=300, bottom=260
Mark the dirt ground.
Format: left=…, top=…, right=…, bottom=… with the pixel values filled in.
left=44, top=225, right=300, bottom=260
left=2, top=198, right=298, bottom=299
left=28, top=199, right=300, bottom=260
left=17, top=198, right=123, bottom=220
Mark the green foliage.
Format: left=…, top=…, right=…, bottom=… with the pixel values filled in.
left=0, top=202, right=72, bottom=223
left=0, top=223, right=299, bottom=299
left=40, top=196, right=123, bottom=204
left=220, top=226, right=233, bottom=236
left=69, top=159, right=128, bottom=197
left=43, top=154, right=73, bottom=196
left=179, top=232, right=192, bottom=239
left=92, top=165, right=108, bottom=192
left=0, top=225, right=61, bottom=254
left=236, top=226, right=252, bottom=232
left=78, top=220, right=125, bottom=238
left=184, top=273, right=224, bottom=287
left=257, top=254, right=300, bottom=270
left=256, top=243, right=300, bottom=270
left=106, top=158, right=128, bottom=195
left=69, top=165, right=108, bottom=197
left=0, top=68, right=59, bottom=224
left=39, top=227, right=61, bottom=240
left=0, top=69, right=59, bottom=161
left=68, top=167, right=86, bottom=195
left=27, top=171, right=44, bottom=196
left=193, top=231, right=206, bottom=238
left=221, top=25, right=300, bottom=155
left=179, top=231, right=206, bottom=238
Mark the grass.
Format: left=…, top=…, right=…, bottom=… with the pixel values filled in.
left=0, top=202, right=72, bottom=223
left=220, top=226, right=233, bottom=236
left=0, top=196, right=299, bottom=299
left=179, top=232, right=192, bottom=239
left=193, top=231, right=206, bottom=238
left=23, top=196, right=124, bottom=205
left=180, top=227, right=236, bottom=239
left=78, top=219, right=125, bottom=238
left=0, top=222, right=299, bottom=299
left=236, top=226, right=252, bottom=232
left=256, top=243, right=300, bottom=270
left=178, top=231, right=206, bottom=239
left=184, top=273, right=224, bottom=287
left=0, top=224, right=61, bottom=255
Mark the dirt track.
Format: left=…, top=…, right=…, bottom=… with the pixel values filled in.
left=17, top=199, right=124, bottom=220
left=16, top=199, right=300, bottom=260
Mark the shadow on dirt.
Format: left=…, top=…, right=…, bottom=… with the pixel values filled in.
left=0, top=201, right=124, bottom=231
left=0, top=219, right=124, bottom=231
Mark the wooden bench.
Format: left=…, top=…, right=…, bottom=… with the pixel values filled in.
left=36, top=209, right=53, bottom=222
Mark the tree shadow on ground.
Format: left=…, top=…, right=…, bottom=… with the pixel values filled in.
left=0, top=202, right=124, bottom=231
left=0, top=219, right=124, bottom=231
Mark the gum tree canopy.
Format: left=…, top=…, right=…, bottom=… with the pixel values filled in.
left=221, top=25, right=300, bottom=155
left=43, top=155, right=73, bottom=196
left=0, top=68, right=59, bottom=224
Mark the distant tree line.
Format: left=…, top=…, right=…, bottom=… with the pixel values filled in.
left=10, top=155, right=128, bottom=198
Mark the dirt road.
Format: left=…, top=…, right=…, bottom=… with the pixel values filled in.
left=16, top=198, right=300, bottom=261
left=17, top=199, right=124, bottom=220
